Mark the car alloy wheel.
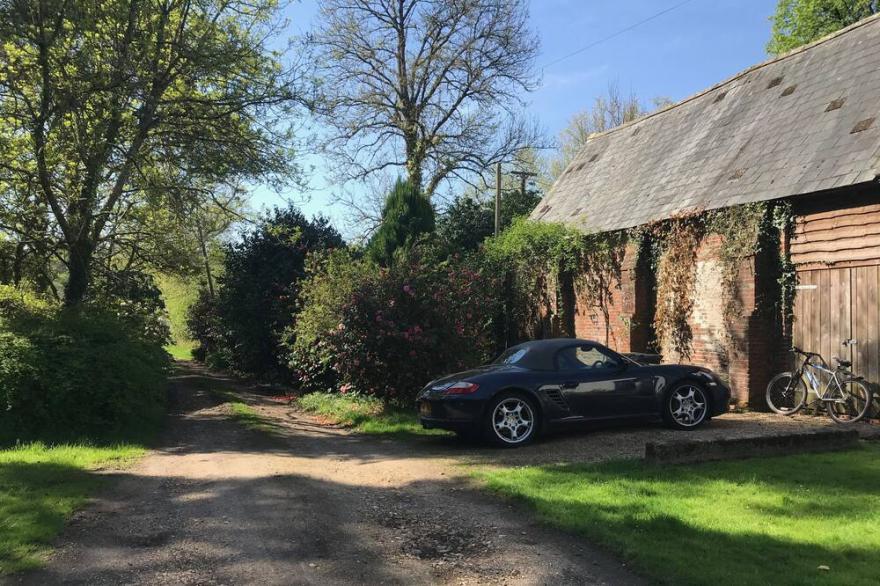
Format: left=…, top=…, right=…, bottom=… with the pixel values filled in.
left=491, top=397, right=535, bottom=445
left=668, top=384, right=708, bottom=428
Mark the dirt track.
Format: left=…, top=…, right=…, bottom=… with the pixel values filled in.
left=10, top=363, right=641, bottom=586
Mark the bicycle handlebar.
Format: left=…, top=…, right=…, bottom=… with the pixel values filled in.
left=791, top=347, right=820, bottom=357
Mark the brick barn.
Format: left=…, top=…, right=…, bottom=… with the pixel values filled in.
left=530, top=14, right=880, bottom=407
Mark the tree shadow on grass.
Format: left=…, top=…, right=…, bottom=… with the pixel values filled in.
left=0, top=462, right=104, bottom=574
left=485, top=448, right=880, bottom=586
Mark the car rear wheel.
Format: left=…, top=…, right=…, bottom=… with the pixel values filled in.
left=663, top=382, right=710, bottom=430
left=485, top=392, right=539, bottom=447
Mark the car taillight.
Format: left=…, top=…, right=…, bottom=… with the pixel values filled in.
left=444, top=381, right=479, bottom=395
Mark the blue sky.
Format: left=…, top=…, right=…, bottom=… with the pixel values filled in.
left=253, top=0, right=777, bottom=231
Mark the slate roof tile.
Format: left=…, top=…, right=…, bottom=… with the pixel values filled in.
left=533, top=14, right=880, bottom=232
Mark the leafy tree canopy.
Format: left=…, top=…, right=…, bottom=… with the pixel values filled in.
left=0, top=0, right=301, bottom=305
left=768, top=0, right=879, bottom=55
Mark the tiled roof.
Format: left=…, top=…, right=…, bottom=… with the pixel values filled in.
left=532, top=13, right=880, bottom=233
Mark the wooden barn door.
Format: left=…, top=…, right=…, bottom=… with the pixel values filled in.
left=851, top=266, right=880, bottom=384
left=793, top=269, right=851, bottom=367
left=793, top=267, right=880, bottom=381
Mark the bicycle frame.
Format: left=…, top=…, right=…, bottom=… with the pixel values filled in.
left=796, top=356, right=848, bottom=406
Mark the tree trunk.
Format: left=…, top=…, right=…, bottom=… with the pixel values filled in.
left=196, top=222, right=215, bottom=298
left=404, top=134, right=423, bottom=195
left=64, top=239, right=94, bottom=306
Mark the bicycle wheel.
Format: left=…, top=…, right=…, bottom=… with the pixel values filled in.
left=826, top=379, right=873, bottom=423
left=766, top=372, right=807, bottom=415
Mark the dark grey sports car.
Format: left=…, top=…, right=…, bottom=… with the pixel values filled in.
left=417, top=338, right=731, bottom=447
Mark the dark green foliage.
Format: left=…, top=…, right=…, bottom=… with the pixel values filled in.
left=367, top=179, right=435, bottom=265
left=768, top=0, right=878, bottom=55
left=436, top=197, right=495, bottom=253
left=436, top=187, right=542, bottom=253
left=0, top=287, right=169, bottom=445
left=90, top=270, right=171, bottom=347
left=188, top=206, right=343, bottom=379
left=288, top=245, right=502, bottom=405
left=185, top=288, right=226, bottom=365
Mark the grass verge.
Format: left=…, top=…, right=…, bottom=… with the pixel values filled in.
left=165, top=341, right=196, bottom=361
left=210, top=389, right=280, bottom=435
left=296, top=392, right=449, bottom=437
left=0, top=443, right=146, bottom=574
left=478, top=444, right=880, bottom=586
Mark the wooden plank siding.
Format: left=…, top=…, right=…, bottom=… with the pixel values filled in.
left=791, top=188, right=880, bottom=407
left=792, top=191, right=880, bottom=269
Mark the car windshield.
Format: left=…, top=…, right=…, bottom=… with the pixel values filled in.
left=493, top=347, right=528, bottom=365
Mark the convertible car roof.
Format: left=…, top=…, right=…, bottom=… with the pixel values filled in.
left=508, top=338, right=598, bottom=370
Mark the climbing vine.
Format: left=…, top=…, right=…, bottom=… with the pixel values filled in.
left=633, top=213, right=706, bottom=360
left=574, top=231, right=628, bottom=345
left=707, top=203, right=771, bottom=334
left=484, top=219, right=627, bottom=343
left=487, top=204, right=795, bottom=362
left=772, top=201, right=797, bottom=327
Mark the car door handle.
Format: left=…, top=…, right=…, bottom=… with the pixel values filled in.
left=561, top=381, right=578, bottom=389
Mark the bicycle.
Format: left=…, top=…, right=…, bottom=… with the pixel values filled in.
left=766, top=340, right=873, bottom=424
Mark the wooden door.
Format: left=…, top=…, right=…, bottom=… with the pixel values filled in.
left=851, top=266, right=880, bottom=384
left=792, top=268, right=853, bottom=368
left=792, top=266, right=880, bottom=380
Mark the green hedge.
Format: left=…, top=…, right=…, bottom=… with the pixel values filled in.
left=0, top=286, right=169, bottom=445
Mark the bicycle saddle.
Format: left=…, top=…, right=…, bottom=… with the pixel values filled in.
left=834, top=356, right=852, bottom=367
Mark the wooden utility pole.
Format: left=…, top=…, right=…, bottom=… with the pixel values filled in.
left=495, top=162, right=502, bottom=236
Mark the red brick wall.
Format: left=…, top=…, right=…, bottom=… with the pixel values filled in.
left=573, top=243, right=645, bottom=350
left=571, top=235, right=781, bottom=406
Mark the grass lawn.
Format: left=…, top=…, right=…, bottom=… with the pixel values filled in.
left=0, top=443, right=146, bottom=574
left=296, top=392, right=449, bottom=437
left=218, top=393, right=281, bottom=435
left=479, top=444, right=880, bottom=586
left=165, top=341, right=196, bottom=361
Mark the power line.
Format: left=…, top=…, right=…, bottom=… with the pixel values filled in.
left=541, top=0, right=698, bottom=70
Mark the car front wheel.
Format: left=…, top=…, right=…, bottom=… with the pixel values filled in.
left=663, top=382, right=710, bottom=430
left=485, top=392, right=539, bottom=447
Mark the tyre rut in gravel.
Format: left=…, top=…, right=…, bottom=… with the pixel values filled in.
left=9, top=363, right=642, bottom=586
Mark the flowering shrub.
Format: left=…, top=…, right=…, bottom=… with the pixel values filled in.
left=288, top=246, right=502, bottom=405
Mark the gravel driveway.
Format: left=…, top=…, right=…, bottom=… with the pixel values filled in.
left=11, top=363, right=877, bottom=586
left=8, top=363, right=642, bottom=586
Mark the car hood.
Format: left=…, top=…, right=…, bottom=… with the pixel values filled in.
left=423, top=364, right=517, bottom=389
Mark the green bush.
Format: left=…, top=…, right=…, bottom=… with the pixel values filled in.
left=288, top=245, right=502, bottom=406
left=188, top=206, right=343, bottom=379
left=0, top=286, right=169, bottom=445
left=436, top=187, right=542, bottom=253
left=285, top=248, right=375, bottom=393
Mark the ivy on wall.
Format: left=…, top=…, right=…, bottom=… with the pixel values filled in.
left=484, top=219, right=627, bottom=344
left=634, top=213, right=706, bottom=360
left=490, top=201, right=794, bottom=362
